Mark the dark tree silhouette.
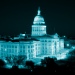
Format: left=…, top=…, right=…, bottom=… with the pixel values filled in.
left=12, top=65, right=19, bottom=69
left=41, top=57, right=58, bottom=72
left=25, top=61, right=34, bottom=70
left=6, top=55, right=27, bottom=66
left=0, top=59, right=6, bottom=68
left=16, top=55, right=27, bottom=65
left=41, top=57, right=55, bottom=67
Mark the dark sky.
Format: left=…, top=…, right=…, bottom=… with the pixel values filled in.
left=0, top=0, right=75, bottom=37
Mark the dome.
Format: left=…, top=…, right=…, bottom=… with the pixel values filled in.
left=52, top=33, right=59, bottom=38
left=33, top=15, right=45, bottom=24
left=33, top=7, right=45, bottom=25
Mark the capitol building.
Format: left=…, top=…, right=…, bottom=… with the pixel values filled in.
left=0, top=7, right=64, bottom=60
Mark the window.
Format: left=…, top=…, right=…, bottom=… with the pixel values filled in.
left=23, top=50, right=25, bottom=53
left=48, top=40, right=51, bottom=42
left=20, top=46, right=22, bottom=48
left=36, top=47, right=37, bottom=50
left=42, top=40, right=44, bottom=42
left=28, top=50, right=30, bottom=53
left=12, top=45, right=14, bottom=48
left=45, top=47, right=47, bottom=49
left=31, top=49, right=33, bottom=53
left=9, top=45, right=11, bottom=48
left=29, top=54, right=31, bottom=59
left=33, top=28, right=34, bottom=31
left=11, top=49, right=14, bottom=53
left=31, top=54, right=33, bottom=58
left=52, top=41, right=54, bottom=42
left=43, top=47, right=44, bottom=49
left=15, top=50, right=17, bottom=53
left=42, top=44, right=44, bottom=45
left=45, top=40, right=47, bottom=42
left=44, top=27, right=46, bottom=30
left=1, top=48, right=3, bottom=51
left=7, top=45, right=9, bottom=48
left=23, top=46, right=25, bottom=48
left=8, top=49, right=11, bottom=53
left=15, top=46, right=17, bottom=48
left=1, top=45, right=3, bottom=47
left=45, top=44, right=47, bottom=45
left=36, top=28, right=38, bottom=31
left=38, top=44, right=40, bottom=46
left=1, top=53, right=3, bottom=56
left=28, top=46, right=30, bottom=48
left=36, top=44, right=37, bottom=46
left=46, top=50, right=47, bottom=53
left=31, top=45, right=34, bottom=48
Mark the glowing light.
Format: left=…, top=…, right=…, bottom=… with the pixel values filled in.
left=63, top=36, right=66, bottom=37
left=5, top=49, right=7, bottom=51
left=37, top=7, right=41, bottom=15
left=72, top=46, right=75, bottom=49
left=56, top=53, right=67, bottom=60
left=67, top=44, right=69, bottom=47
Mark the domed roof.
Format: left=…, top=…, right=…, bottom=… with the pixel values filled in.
left=52, top=33, right=59, bottom=38
left=33, top=7, right=45, bottom=25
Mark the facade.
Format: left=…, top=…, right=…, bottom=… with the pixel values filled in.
left=31, top=7, right=64, bottom=55
left=0, top=38, right=40, bottom=59
left=0, top=7, right=64, bottom=60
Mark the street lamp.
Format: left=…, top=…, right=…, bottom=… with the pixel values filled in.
left=67, top=43, right=69, bottom=47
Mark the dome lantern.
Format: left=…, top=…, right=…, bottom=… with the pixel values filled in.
left=37, top=7, right=41, bottom=15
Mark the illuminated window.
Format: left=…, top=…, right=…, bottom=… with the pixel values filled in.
left=44, top=27, right=46, bottom=30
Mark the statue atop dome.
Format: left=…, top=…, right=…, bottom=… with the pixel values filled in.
left=37, top=7, right=41, bottom=15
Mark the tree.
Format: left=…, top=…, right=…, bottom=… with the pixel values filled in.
left=12, top=65, right=19, bottom=69
left=25, top=61, right=34, bottom=70
left=67, top=49, right=75, bottom=62
left=41, top=57, right=55, bottom=67
left=16, top=55, right=27, bottom=65
left=41, top=57, right=58, bottom=72
left=0, top=59, right=6, bottom=68
left=6, top=55, right=27, bottom=66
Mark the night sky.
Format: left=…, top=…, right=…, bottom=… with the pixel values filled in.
left=0, top=0, right=75, bottom=37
